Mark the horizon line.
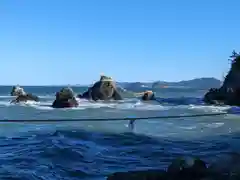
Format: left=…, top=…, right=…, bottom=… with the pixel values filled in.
left=0, top=77, right=222, bottom=87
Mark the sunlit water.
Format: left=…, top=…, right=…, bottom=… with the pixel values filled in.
left=0, top=86, right=239, bottom=180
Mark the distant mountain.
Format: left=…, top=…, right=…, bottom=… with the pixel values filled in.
left=116, top=82, right=153, bottom=92
left=116, top=78, right=222, bottom=90
left=152, top=78, right=222, bottom=89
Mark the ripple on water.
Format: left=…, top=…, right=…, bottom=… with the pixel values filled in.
left=0, top=130, right=238, bottom=179
left=0, top=96, right=238, bottom=179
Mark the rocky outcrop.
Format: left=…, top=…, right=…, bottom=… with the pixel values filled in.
left=11, top=86, right=26, bottom=96
left=11, top=94, right=39, bottom=103
left=141, top=90, right=156, bottom=101
left=78, top=75, right=122, bottom=101
left=107, top=157, right=240, bottom=180
left=52, top=87, right=79, bottom=108
left=10, top=86, right=39, bottom=103
left=203, top=50, right=240, bottom=106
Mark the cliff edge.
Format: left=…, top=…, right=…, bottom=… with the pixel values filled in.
left=203, top=50, right=240, bottom=106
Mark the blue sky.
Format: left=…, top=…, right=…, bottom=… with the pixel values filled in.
left=0, top=0, right=239, bottom=85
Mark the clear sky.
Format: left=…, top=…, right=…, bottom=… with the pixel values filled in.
left=0, top=0, right=239, bottom=85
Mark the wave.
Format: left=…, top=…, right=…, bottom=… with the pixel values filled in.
left=0, top=96, right=231, bottom=113
left=0, top=94, right=238, bottom=139
left=1, top=129, right=238, bottom=179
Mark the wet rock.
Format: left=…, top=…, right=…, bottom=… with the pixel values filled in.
left=11, top=85, right=26, bottom=96
left=203, top=50, right=240, bottom=106
left=10, top=86, right=39, bottom=103
left=52, top=87, right=79, bottom=108
left=11, top=94, right=39, bottom=103
left=141, top=90, right=155, bottom=101
left=78, top=75, right=122, bottom=101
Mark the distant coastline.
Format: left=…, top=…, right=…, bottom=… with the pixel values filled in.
left=0, top=77, right=221, bottom=89
left=117, top=77, right=221, bottom=90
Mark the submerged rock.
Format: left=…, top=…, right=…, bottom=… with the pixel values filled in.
left=10, top=85, right=39, bottom=103
left=203, top=50, right=240, bottom=106
left=77, top=75, right=122, bottom=101
left=52, top=87, right=79, bottom=108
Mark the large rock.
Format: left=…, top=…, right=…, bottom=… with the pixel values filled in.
left=52, top=87, right=79, bottom=108
left=78, top=75, right=122, bottom=101
left=203, top=50, right=240, bottom=106
left=10, top=86, right=39, bottom=103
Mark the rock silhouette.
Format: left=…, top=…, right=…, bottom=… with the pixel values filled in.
left=78, top=75, right=122, bottom=101
left=141, top=90, right=156, bottom=101
left=203, top=50, right=240, bottom=106
left=52, top=87, right=79, bottom=108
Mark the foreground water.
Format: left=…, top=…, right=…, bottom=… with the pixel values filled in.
left=0, top=86, right=240, bottom=179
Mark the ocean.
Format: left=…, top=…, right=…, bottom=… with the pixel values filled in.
left=0, top=85, right=240, bottom=180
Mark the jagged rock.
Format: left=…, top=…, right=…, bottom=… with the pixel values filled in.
left=10, top=86, right=26, bottom=96
left=52, top=87, right=79, bottom=108
left=203, top=50, right=240, bottom=106
left=11, top=94, right=39, bottom=103
left=141, top=90, right=155, bottom=101
left=77, top=75, right=122, bottom=101
left=10, top=86, right=39, bottom=103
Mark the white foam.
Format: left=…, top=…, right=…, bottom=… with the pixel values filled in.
left=0, top=101, right=13, bottom=107
left=38, top=95, right=54, bottom=99
left=29, top=103, right=53, bottom=110
left=0, top=95, right=13, bottom=98
left=188, top=104, right=230, bottom=113
left=0, top=98, right=234, bottom=114
left=204, top=122, right=225, bottom=128
left=1, top=93, right=240, bottom=139
left=179, top=126, right=197, bottom=130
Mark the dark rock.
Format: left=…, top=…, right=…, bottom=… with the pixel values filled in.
left=78, top=75, right=123, bottom=101
left=11, top=93, right=40, bottom=103
left=203, top=50, right=240, bottom=106
left=10, top=86, right=39, bottom=103
left=52, top=87, right=79, bottom=108
left=141, top=90, right=156, bottom=101
left=107, top=157, right=240, bottom=180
